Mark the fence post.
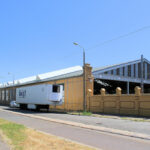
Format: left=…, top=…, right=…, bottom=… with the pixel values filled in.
left=100, top=88, right=106, bottom=113
left=134, top=86, right=141, bottom=116
left=116, top=87, right=122, bottom=96
left=135, top=86, right=141, bottom=96
left=101, top=88, right=106, bottom=96
left=87, top=89, right=92, bottom=112
left=116, top=87, right=122, bottom=114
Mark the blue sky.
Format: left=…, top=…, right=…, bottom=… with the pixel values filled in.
left=0, top=0, right=150, bottom=82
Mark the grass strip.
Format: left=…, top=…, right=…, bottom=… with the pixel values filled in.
left=0, top=118, right=95, bottom=150
left=68, top=111, right=150, bottom=122
left=69, top=111, right=92, bottom=116
left=0, top=118, right=26, bottom=150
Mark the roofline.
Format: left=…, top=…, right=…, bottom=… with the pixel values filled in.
left=92, top=58, right=149, bottom=73
left=1, top=57, right=150, bottom=88
left=0, top=71, right=83, bottom=89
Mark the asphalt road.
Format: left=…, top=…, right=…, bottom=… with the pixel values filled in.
left=1, top=106, right=150, bottom=136
left=0, top=109, right=150, bottom=150
left=33, top=110, right=150, bottom=135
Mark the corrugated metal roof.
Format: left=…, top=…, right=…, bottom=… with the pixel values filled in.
left=93, top=58, right=150, bottom=73
left=1, top=58, right=149, bottom=88
left=0, top=66, right=83, bottom=88
left=92, top=59, right=141, bottom=73
left=39, top=66, right=82, bottom=80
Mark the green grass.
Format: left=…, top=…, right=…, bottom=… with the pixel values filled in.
left=0, top=119, right=26, bottom=150
left=0, top=118, right=94, bottom=150
left=82, top=111, right=92, bottom=116
left=121, top=117, right=150, bottom=122
left=91, top=114, right=150, bottom=122
left=68, top=112, right=150, bottom=122
left=68, top=111, right=92, bottom=116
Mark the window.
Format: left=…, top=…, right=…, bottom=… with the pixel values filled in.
left=6, top=90, right=9, bottom=101
left=58, top=83, right=64, bottom=90
left=134, top=64, right=136, bottom=77
left=113, top=69, right=117, bottom=75
left=9, top=89, right=13, bottom=100
left=116, top=68, right=119, bottom=75
left=148, top=64, right=150, bottom=79
left=52, top=85, right=60, bottom=93
left=111, top=70, right=113, bottom=75
left=128, top=65, right=131, bottom=77
left=143, top=62, right=146, bottom=79
left=138, top=63, right=141, bottom=78
left=123, top=67, right=125, bottom=76
left=2, top=90, right=4, bottom=101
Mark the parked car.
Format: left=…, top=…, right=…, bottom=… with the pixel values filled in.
left=10, top=101, right=19, bottom=108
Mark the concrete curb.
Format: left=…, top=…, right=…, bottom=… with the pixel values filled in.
left=0, top=108, right=150, bottom=141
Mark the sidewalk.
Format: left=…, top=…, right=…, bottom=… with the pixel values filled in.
left=35, top=112, right=150, bottom=136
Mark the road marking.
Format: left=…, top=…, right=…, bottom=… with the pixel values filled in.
left=0, top=108, right=150, bottom=141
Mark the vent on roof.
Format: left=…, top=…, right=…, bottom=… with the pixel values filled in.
left=17, top=81, right=20, bottom=84
left=36, top=75, right=41, bottom=81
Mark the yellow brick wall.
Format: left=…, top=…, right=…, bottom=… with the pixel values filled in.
left=89, top=88, right=150, bottom=117
left=48, top=76, right=84, bottom=111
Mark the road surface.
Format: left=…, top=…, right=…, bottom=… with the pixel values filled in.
left=1, top=106, right=149, bottom=136
left=0, top=109, right=149, bottom=150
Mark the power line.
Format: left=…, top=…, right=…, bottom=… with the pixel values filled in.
left=61, top=25, right=150, bottom=62
left=86, top=25, right=150, bottom=51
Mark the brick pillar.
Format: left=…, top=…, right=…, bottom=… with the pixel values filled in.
left=84, top=64, right=94, bottom=111
left=116, top=87, right=122, bottom=114
left=134, top=86, right=141, bottom=116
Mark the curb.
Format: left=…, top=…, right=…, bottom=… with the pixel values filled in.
left=0, top=108, right=150, bottom=141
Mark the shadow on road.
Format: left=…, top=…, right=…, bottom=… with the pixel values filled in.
left=1, top=105, right=150, bottom=120
left=2, top=106, right=67, bottom=115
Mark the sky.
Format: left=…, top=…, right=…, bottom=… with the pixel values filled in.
left=0, top=0, right=150, bottom=82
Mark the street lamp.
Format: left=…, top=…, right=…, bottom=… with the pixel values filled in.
left=73, top=42, right=86, bottom=111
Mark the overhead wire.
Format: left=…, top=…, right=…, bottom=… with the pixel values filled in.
left=86, top=25, right=150, bottom=51
left=60, top=25, right=150, bottom=62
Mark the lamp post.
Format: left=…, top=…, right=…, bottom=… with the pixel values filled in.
left=73, top=42, right=86, bottom=111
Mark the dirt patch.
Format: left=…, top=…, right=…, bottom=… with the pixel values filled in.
left=22, top=128, right=95, bottom=150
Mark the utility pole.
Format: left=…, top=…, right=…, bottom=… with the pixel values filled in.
left=141, top=55, right=144, bottom=93
left=83, top=48, right=86, bottom=111
left=73, top=42, right=86, bottom=111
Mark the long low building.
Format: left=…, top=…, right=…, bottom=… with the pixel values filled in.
left=0, top=64, right=93, bottom=111
left=0, top=56, right=150, bottom=111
